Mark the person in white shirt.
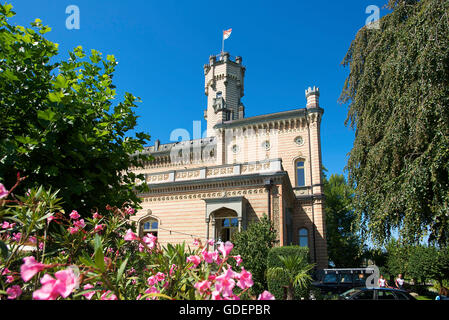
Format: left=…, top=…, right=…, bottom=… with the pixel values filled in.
left=395, top=274, right=405, bottom=290
left=378, top=275, right=389, bottom=288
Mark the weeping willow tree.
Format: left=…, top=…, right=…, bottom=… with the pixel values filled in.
left=340, top=0, right=449, bottom=247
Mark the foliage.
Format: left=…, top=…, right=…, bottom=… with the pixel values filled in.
left=323, top=173, right=363, bottom=267
left=266, top=254, right=314, bottom=300
left=407, top=245, right=449, bottom=286
left=266, top=246, right=311, bottom=300
left=0, top=180, right=274, bottom=300
left=340, top=0, right=449, bottom=246
left=385, top=238, right=410, bottom=278
left=0, top=3, right=151, bottom=215
left=231, top=215, right=276, bottom=295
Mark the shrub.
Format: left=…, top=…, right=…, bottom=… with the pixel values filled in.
left=0, top=179, right=275, bottom=300
left=266, top=246, right=311, bottom=300
left=231, top=215, right=276, bottom=295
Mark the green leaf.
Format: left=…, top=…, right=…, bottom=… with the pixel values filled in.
left=47, top=91, right=63, bottom=103
left=37, top=109, right=56, bottom=122
left=93, top=234, right=105, bottom=272
left=116, top=257, right=129, bottom=284
left=53, top=74, right=68, bottom=89
left=0, top=240, right=9, bottom=259
left=15, top=135, right=38, bottom=145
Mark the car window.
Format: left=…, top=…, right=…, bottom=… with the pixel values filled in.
left=323, top=274, right=338, bottom=283
left=394, top=291, right=410, bottom=300
left=353, top=290, right=374, bottom=300
left=340, top=274, right=353, bottom=283
left=354, top=274, right=366, bottom=284
left=377, top=290, right=396, bottom=300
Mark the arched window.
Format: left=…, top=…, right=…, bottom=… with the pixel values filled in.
left=298, top=228, right=308, bottom=247
left=296, top=160, right=306, bottom=187
left=216, top=91, right=222, bottom=99
left=141, top=218, right=158, bottom=237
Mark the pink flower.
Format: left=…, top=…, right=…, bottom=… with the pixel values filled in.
left=139, top=233, right=157, bottom=252
left=211, top=290, right=222, bottom=300
left=69, top=210, right=80, bottom=220
left=201, top=248, right=219, bottom=264
left=207, top=239, right=215, bottom=246
left=73, top=219, right=85, bottom=228
left=127, top=267, right=136, bottom=275
left=0, top=183, right=9, bottom=199
left=32, top=268, right=79, bottom=300
left=39, top=242, right=44, bottom=250
left=187, top=255, right=202, bottom=268
left=124, top=229, right=138, bottom=241
left=28, top=236, right=37, bottom=244
left=155, top=272, right=165, bottom=282
left=194, top=280, right=211, bottom=294
left=192, top=238, right=199, bottom=246
left=20, top=256, right=48, bottom=282
left=53, top=268, right=79, bottom=298
left=100, top=290, right=118, bottom=300
left=147, top=275, right=157, bottom=286
left=208, top=274, right=216, bottom=282
left=6, top=285, right=22, bottom=299
left=258, top=290, right=275, bottom=300
left=144, top=286, right=160, bottom=300
left=234, top=255, right=243, bottom=266
left=1, top=267, right=11, bottom=275
left=125, top=207, right=135, bottom=215
left=218, top=241, right=234, bottom=258
left=169, top=264, right=177, bottom=276
left=92, top=212, right=101, bottom=219
left=1, top=221, right=11, bottom=229
left=12, top=232, right=22, bottom=242
left=68, top=226, right=79, bottom=234
left=215, top=268, right=236, bottom=297
left=236, top=267, right=253, bottom=290
left=82, top=284, right=95, bottom=300
left=94, top=224, right=104, bottom=232
left=32, top=274, right=59, bottom=300
left=47, top=215, right=56, bottom=224
left=6, top=275, right=14, bottom=283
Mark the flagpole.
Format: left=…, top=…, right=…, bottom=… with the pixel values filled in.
left=221, top=30, right=224, bottom=55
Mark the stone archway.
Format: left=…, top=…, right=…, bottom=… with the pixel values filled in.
left=203, top=196, right=246, bottom=243
left=210, top=208, right=239, bottom=243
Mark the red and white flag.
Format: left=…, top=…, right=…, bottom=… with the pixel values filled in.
left=223, top=28, right=232, bottom=40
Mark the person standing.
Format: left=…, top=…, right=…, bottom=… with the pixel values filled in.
left=395, top=274, right=405, bottom=290
left=378, top=275, right=389, bottom=288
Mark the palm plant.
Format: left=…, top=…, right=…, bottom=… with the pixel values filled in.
left=267, top=254, right=314, bottom=300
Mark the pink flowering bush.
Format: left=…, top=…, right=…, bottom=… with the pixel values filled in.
left=0, top=178, right=273, bottom=300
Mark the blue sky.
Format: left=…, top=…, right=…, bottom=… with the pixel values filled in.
left=8, top=0, right=389, bottom=177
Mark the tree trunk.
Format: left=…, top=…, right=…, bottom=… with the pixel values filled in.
left=286, top=284, right=294, bottom=300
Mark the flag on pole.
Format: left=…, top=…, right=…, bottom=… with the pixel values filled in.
left=223, top=28, right=232, bottom=40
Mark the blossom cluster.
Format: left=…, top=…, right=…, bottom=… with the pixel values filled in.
left=0, top=182, right=274, bottom=301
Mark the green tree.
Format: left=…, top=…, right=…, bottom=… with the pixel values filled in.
left=324, top=173, right=363, bottom=267
left=407, top=245, right=449, bottom=287
left=267, top=254, right=314, bottom=300
left=231, top=215, right=276, bottom=295
left=385, top=238, right=410, bottom=280
left=339, top=0, right=449, bottom=246
left=0, top=4, right=150, bottom=214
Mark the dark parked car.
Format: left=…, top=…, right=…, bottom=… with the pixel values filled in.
left=312, top=268, right=375, bottom=295
left=340, top=287, right=416, bottom=300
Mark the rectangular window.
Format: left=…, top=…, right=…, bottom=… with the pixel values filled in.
left=296, top=161, right=305, bottom=187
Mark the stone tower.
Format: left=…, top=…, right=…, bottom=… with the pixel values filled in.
left=204, top=52, right=246, bottom=137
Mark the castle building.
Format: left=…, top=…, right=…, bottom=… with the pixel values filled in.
left=130, top=52, right=328, bottom=269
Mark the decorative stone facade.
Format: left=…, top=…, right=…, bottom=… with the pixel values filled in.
left=129, top=52, right=328, bottom=269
